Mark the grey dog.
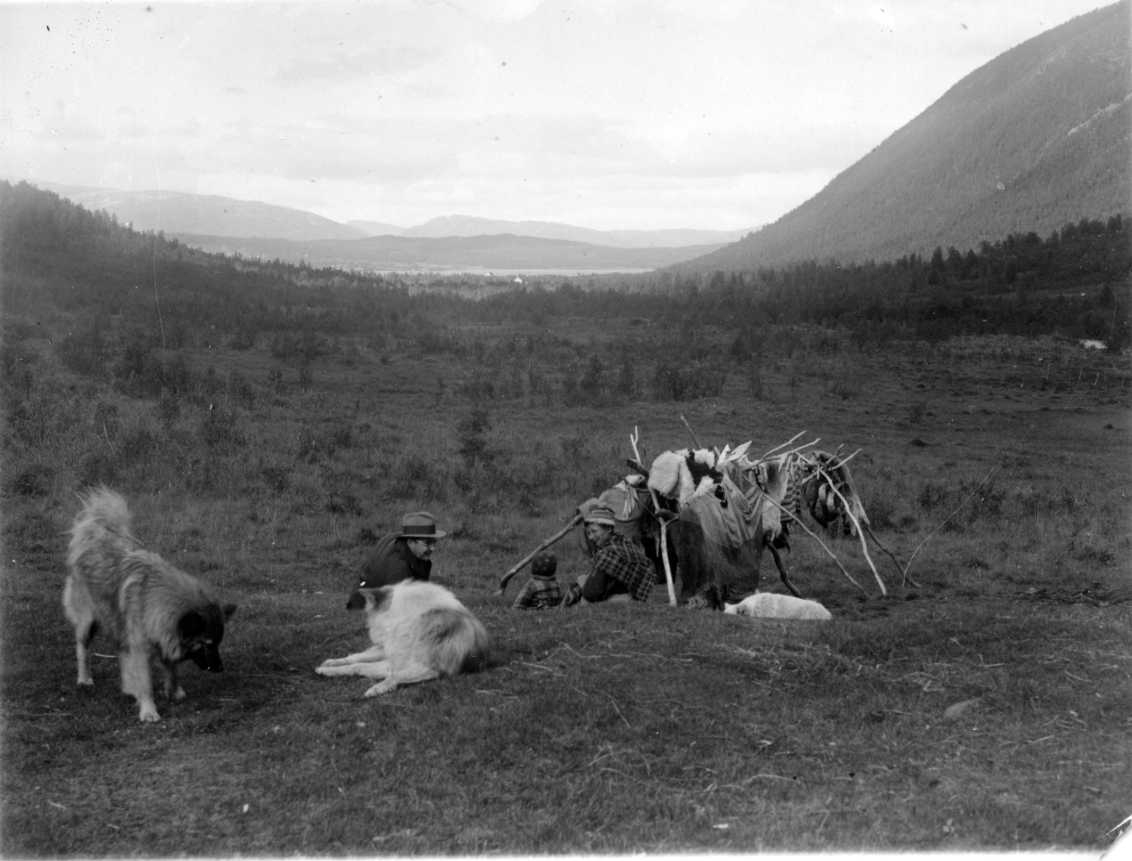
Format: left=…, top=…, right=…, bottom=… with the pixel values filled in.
left=64, top=487, right=236, bottom=722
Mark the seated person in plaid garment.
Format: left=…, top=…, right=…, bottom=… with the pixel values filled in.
left=562, top=504, right=653, bottom=606
left=511, top=551, right=563, bottom=610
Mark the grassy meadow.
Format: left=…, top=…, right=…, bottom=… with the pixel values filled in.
left=2, top=267, right=1131, bottom=854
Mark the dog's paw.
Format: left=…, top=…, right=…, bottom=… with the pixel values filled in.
left=363, top=680, right=397, bottom=697
left=138, top=707, right=161, bottom=723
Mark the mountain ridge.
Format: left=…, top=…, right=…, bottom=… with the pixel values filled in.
left=679, top=0, right=1131, bottom=272
left=390, top=214, right=751, bottom=248
left=19, top=2, right=1130, bottom=276
left=34, top=182, right=368, bottom=242
left=28, top=181, right=746, bottom=252
left=171, top=231, right=724, bottom=272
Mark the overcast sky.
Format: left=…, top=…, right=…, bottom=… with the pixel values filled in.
left=0, top=0, right=1113, bottom=231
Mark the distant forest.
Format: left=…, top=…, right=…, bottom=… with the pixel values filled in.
left=2, top=180, right=1129, bottom=359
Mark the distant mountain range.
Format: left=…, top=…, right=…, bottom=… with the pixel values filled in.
left=682, top=0, right=1131, bottom=271
left=172, top=232, right=724, bottom=272
left=25, top=2, right=1130, bottom=276
left=359, top=215, right=751, bottom=249
left=33, top=182, right=749, bottom=271
left=36, top=184, right=367, bottom=242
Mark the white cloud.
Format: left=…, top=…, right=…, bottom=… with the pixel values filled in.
left=0, top=0, right=1112, bottom=230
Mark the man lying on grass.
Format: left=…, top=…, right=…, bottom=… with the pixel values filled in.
left=357, top=511, right=446, bottom=589
left=561, top=504, right=654, bottom=606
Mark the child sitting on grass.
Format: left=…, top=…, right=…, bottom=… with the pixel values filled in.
left=511, top=551, right=562, bottom=610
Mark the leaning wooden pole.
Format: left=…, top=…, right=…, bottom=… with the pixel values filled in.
left=657, top=514, right=677, bottom=606
left=761, top=493, right=868, bottom=595
left=901, top=466, right=999, bottom=585
left=861, top=520, right=914, bottom=587
left=812, top=463, right=887, bottom=597
left=631, top=425, right=678, bottom=606
left=679, top=414, right=702, bottom=449
left=497, top=513, right=583, bottom=595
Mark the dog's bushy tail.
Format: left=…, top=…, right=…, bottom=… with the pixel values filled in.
left=68, top=486, right=138, bottom=570
left=421, top=607, right=491, bottom=676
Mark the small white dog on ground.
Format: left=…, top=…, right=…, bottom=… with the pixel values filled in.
left=316, top=580, right=489, bottom=696
left=724, top=591, right=833, bottom=621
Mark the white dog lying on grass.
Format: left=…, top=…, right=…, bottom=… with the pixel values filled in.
left=316, top=580, right=489, bottom=696
left=724, top=592, right=833, bottom=621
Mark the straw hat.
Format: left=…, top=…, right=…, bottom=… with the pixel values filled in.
left=583, top=504, right=617, bottom=527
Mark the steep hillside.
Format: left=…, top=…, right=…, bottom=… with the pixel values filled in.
left=687, top=1, right=1130, bottom=271
left=35, top=183, right=366, bottom=241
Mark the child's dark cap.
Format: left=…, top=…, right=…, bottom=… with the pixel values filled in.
left=531, top=551, right=558, bottom=578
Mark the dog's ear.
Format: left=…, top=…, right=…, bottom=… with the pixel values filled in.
left=222, top=603, right=237, bottom=620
